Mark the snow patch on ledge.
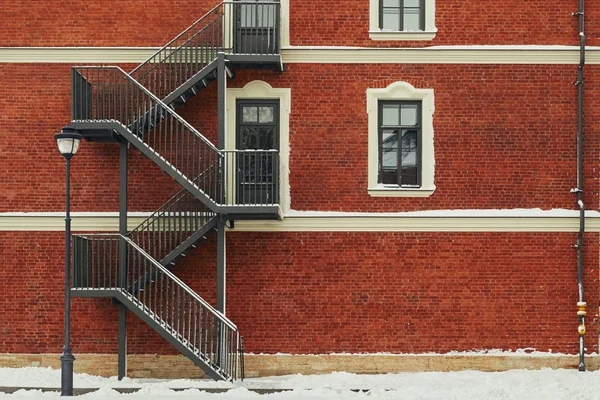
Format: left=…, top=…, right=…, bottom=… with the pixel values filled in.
left=283, top=45, right=600, bottom=51
left=247, top=349, right=598, bottom=358
left=285, top=208, right=600, bottom=218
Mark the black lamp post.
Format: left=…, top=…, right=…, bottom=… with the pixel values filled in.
left=54, top=126, right=82, bottom=397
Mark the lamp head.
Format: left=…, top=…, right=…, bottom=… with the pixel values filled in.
left=54, top=127, right=82, bottom=159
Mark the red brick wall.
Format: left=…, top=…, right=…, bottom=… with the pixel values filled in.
left=232, top=64, right=600, bottom=212
left=227, top=232, right=599, bottom=354
left=2, top=1, right=599, bottom=47
left=291, top=0, right=600, bottom=47
left=0, top=1, right=218, bottom=47
left=1, top=231, right=597, bottom=355
left=0, top=63, right=216, bottom=213
left=2, top=63, right=598, bottom=213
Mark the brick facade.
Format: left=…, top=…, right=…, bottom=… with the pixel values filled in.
left=1, top=0, right=599, bottom=377
left=2, top=1, right=600, bottom=47
left=1, top=64, right=599, bottom=212
left=2, top=232, right=597, bottom=355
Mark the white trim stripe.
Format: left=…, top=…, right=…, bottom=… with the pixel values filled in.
left=3, top=46, right=600, bottom=64
left=0, top=211, right=599, bottom=232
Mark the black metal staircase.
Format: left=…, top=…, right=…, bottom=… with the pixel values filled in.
left=69, top=1, right=282, bottom=381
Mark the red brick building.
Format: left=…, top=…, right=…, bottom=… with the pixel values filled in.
left=1, top=0, right=599, bottom=379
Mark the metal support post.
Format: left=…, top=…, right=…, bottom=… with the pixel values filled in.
left=217, top=51, right=227, bottom=314
left=217, top=218, right=226, bottom=314
left=217, top=52, right=226, bottom=149
left=60, top=157, right=75, bottom=396
left=117, top=140, right=128, bottom=380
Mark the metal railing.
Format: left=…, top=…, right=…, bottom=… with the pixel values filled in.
left=128, top=188, right=216, bottom=264
left=72, top=66, right=222, bottom=202
left=130, top=1, right=281, bottom=100
left=221, top=149, right=280, bottom=205
left=72, top=234, right=240, bottom=380
left=71, top=66, right=280, bottom=207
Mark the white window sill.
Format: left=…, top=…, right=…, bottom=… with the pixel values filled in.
left=368, top=186, right=436, bottom=198
left=369, top=30, right=437, bottom=41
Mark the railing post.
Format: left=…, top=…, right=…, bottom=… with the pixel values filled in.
left=217, top=216, right=226, bottom=313
left=118, top=140, right=128, bottom=381
left=217, top=51, right=227, bottom=206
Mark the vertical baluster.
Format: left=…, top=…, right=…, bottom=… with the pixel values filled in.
left=175, top=282, right=180, bottom=335
left=201, top=308, right=207, bottom=357
left=165, top=271, right=170, bottom=329
left=149, top=261, right=154, bottom=317
left=187, top=295, right=192, bottom=348
left=159, top=269, right=164, bottom=325
left=108, top=235, right=113, bottom=288
left=193, top=301, right=198, bottom=353
left=72, top=237, right=78, bottom=288
left=112, top=68, right=116, bottom=120
left=93, top=238, right=99, bottom=289
left=181, top=291, right=186, bottom=343
left=143, top=255, right=148, bottom=308
left=211, top=317, right=216, bottom=365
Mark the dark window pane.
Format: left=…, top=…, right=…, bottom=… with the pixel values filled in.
left=403, top=8, right=421, bottom=30
left=384, top=0, right=400, bottom=7
left=401, top=104, right=419, bottom=126
left=258, top=106, right=274, bottom=123
left=382, top=9, right=400, bottom=30
left=401, top=167, right=418, bottom=186
left=402, top=129, right=418, bottom=149
left=258, top=127, right=275, bottom=149
left=381, top=169, right=397, bottom=184
left=242, top=106, right=258, bottom=123
left=382, top=149, right=398, bottom=168
left=382, top=129, right=399, bottom=149
left=401, top=149, right=417, bottom=167
left=382, top=104, right=400, bottom=125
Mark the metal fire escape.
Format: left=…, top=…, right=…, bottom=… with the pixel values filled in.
left=68, top=1, right=283, bottom=381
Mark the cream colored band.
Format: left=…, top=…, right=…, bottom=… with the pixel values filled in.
left=0, top=211, right=597, bottom=232
left=2, top=46, right=600, bottom=64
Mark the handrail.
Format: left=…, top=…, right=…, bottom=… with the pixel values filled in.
left=123, top=235, right=237, bottom=330
left=130, top=2, right=224, bottom=76
left=129, top=1, right=281, bottom=100
left=73, top=65, right=219, bottom=152
left=131, top=1, right=280, bottom=76
left=72, top=233, right=240, bottom=380
left=129, top=164, right=219, bottom=236
left=72, top=233, right=237, bottom=330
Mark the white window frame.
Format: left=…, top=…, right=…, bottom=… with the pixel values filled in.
left=226, top=80, right=291, bottom=212
left=369, top=0, right=437, bottom=41
left=366, top=81, right=435, bottom=197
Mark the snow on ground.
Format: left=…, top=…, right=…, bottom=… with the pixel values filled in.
left=0, top=367, right=599, bottom=399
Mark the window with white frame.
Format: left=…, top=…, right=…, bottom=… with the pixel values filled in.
left=367, top=81, right=435, bottom=197
left=369, top=0, right=437, bottom=41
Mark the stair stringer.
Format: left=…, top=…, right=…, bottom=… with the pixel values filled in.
left=71, top=121, right=221, bottom=213
left=103, top=289, right=229, bottom=381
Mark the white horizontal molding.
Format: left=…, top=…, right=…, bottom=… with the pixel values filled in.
left=1, top=210, right=599, bottom=232
left=0, top=47, right=159, bottom=63
left=282, top=46, right=600, bottom=64
left=2, top=46, right=600, bottom=64
left=0, top=212, right=149, bottom=231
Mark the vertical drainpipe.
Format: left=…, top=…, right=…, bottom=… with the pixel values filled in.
left=572, top=0, right=586, bottom=372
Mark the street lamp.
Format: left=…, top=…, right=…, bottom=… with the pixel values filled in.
left=54, top=126, right=82, bottom=396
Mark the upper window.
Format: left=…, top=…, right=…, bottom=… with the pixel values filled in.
left=369, top=0, right=437, bottom=41
left=380, top=0, right=424, bottom=31
left=379, top=101, right=421, bottom=187
left=366, top=81, right=435, bottom=197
